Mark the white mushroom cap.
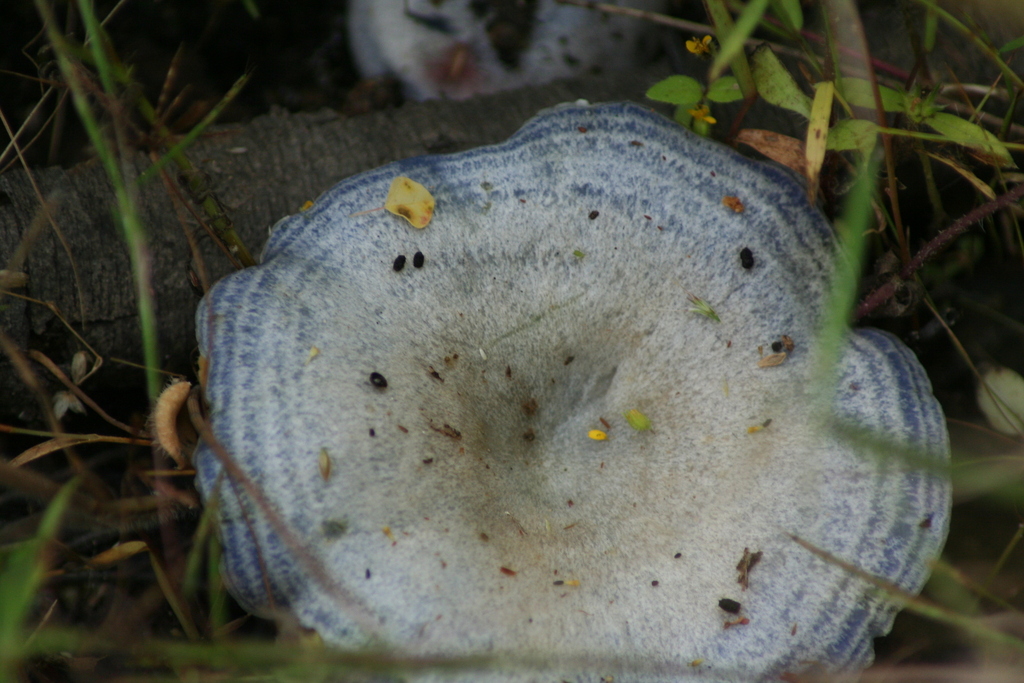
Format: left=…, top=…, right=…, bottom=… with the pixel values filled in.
left=194, top=102, right=950, bottom=681
left=347, top=0, right=668, bottom=100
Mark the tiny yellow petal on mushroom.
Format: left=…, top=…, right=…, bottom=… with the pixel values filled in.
left=623, top=409, right=651, bottom=431
left=383, top=526, right=396, bottom=542
left=690, top=659, right=704, bottom=667
left=385, top=176, right=435, bottom=228
left=747, top=424, right=764, bottom=434
left=306, top=346, right=320, bottom=364
left=319, top=448, right=332, bottom=480
left=588, top=429, right=607, bottom=441
left=564, top=579, right=580, bottom=586
left=300, top=200, right=314, bottom=211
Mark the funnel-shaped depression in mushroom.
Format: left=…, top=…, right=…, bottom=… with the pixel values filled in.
left=194, top=102, right=950, bottom=681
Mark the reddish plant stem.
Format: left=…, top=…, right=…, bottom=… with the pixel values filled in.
left=856, top=181, right=1024, bottom=320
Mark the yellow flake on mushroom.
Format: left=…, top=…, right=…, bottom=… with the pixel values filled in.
left=758, top=352, right=788, bottom=368
left=306, top=346, right=320, bottom=364
left=588, top=429, right=607, bottom=441
left=300, top=200, right=315, bottom=211
left=319, top=448, right=332, bottom=480
left=383, top=526, right=396, bottom=542
left=385, top=176, right=435, bottom=228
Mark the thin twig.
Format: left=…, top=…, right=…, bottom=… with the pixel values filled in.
left=28, top=349, right=147, bottom=438
left=856, top=181, right=1024, bottom=319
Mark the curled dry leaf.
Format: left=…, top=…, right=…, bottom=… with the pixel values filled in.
left=385, top=176, right=435, bottom=228
left=736, top=129, right=806, bottom=177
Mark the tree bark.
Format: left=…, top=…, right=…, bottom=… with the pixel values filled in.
left=2, top=68, right=697, bottom=422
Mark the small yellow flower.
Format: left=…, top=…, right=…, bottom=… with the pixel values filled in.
left=588, top=429, right=608, bottom=441
left=687, top=105, right=717, bottom=125
left=686, top=35, right=713, bottom=56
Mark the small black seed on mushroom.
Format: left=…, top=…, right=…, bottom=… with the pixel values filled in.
left=740, top=247, right=754, bottom=269
left=413, top=251, right=425, bottom=268
left=588, top=210, right=599, bottom=220
left=369, top=372, right=388, bottom=388
left=719, top=598, right=742, bottom=614
left=651, top=580, right=660, bottom=587
left=369, top=428, right=376, bottom=437
left=674, top=553, right=682, bottom=559
left=772, top=341, right=783, bottom=353
left=393, top=255, right=407, bottom=271
left=366, top=569, right=371, bottom=579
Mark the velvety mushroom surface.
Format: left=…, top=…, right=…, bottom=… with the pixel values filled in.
left=194, top=102, right=950, bottom=681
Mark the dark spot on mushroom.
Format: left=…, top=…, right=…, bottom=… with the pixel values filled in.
left=365, top=569, right=371, bottom=579
left=674, top=553, right=682, bottom=559
left=630, top=140, right=644, bottom=146
left=428, top=367, right=444, bottom=382
left=430, top=422, right=462, bottom=439
left=643, top=214, right=652, bottom=220
left=564, top=355, right=575, bottom=365
left=369, top=428, right=376, bottom=437
left=553, top=580, right=564, bottom=586
left=727, top=340, right=732, bottom=348
left=781, top=335, right=795, bottom=352
left=521, top=398, right=537, bottom=416
left=500, top=566, right=517, bottom=576
left=422, top=457, right=434, bottom=464
left=599, top=417, right=611, bottom=430
left=578, top=126, right=588, bottom=133
left=480, top=533, right=489, bottom=542
left=397, top=425, right=409, bottom=433
left=651, top=580, right=659, bottom=587
left=849, top=383, right=860, bottom=391
left=740, top=247, right=754, bottom=269
left=480, top=181, right=493, bottom=191
left=792, top=624, right=798, bottom=636
left=710, top=171, right=716, bottom=176
left=567, top=499, right=574, bottom=507
left=772, top=341, right=783, bottom=353
left=322, top=519, right=348, bottom=538
left=588, top=210, right=599, bottom=220
left=505, top=365, right=512, bottom=379
left=736, top=548, right=763, bottom=590
left=370, top=372, right=388, bottom=388
left=719, top=598, right=742, bottom=614
left=523, top=428, right=535, bottom=441
left=919, top=516, right=933, bottom=529
left=413, top=251, right=425, bottom=268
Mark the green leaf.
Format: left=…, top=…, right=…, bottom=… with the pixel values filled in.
left=840, top=77, right=905, bottom=112
left=624, top=409, right=652, bottom=431
left=826, top=119, right=878, bottom=155
left=805, top=81, right=835, bottom=201
left=770, top=0, right=803, bottom=31
left=923, top=112, right=1016, bottom=168
left=573, top=250, right=585, bottom=259
left=750, top=44, right=811, bottom=117
left=673, top=105, right=694, bottom=127
left=646, top=75, right=702, bottom=107
left=707, top=76, right=743, bottom=103
left=999, top=35, right=1024, bottom=54
left=710, top=0, right=771, bottom=81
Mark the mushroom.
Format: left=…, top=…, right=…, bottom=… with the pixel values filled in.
left=194, top=102, right=950, bottom=681
left=347, top=0, right=668, bottom=100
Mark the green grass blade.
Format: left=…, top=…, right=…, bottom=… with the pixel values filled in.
left=0, top=479, right=79, bottom=675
